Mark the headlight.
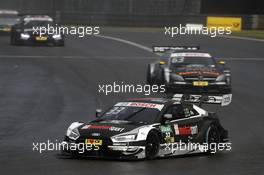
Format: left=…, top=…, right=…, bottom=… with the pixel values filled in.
left=52, top=34, right=62, bottom=40
left=111, top=134, right=137, bottom=142
left=66, top=122, right=83, bottom=140
left=216, top=74, right=226, bottom=82
left=66, top=127, right=80, bottom=140
left=170, top=74, right=184, bottom=81
left=164, top=67, right=171, bottom=83
left=20, top=33, right=30, bottom=39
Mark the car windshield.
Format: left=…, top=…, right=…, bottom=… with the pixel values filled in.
left=0, top=17, right=19, bottom=25
left=99, top=106, right=160, bottom=124
left=170, top=56, right=215, bottom=68
left=23, top=20, right=53, bottom=28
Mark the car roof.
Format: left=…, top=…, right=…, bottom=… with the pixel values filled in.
left=22, top=15, right=53, bottom=22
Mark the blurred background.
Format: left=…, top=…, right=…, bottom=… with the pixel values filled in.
left=0, top=0, right=263, bottom=29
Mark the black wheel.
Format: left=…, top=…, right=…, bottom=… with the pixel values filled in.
left=54, top=41, right=65, bottom=47
left=205, top=125, right=220, bottom=154
left=146, top=64, right=154, bottom=85
left=10, top=34, right=17, bottom=45
left=145, top=131, right=160, bottom=160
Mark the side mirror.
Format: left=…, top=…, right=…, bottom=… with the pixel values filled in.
left=162, top=114, right=172, bottom=124
left=95, top=109, right=102, bottom=118
left=218, top=60, right=226, bottom=65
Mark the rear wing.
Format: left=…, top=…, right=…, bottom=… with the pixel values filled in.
left=153, top=46, right=200, bottom=53
left=172, top=94, right=232, bottom=106
left=0, top=10, right=19, bottom=15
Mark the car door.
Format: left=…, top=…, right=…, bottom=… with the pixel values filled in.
left=163, top=104, right=201, bottom=143
left=158, top=104, right=185, bottom=144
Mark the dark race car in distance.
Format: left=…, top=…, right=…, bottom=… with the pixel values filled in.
left=0, top=10, right=19, bottom=35
left=147, top=46, right=232, bottom=94
left=10, top=15, right=64, bottom=46
left=61, top=94, right=231, bottom=160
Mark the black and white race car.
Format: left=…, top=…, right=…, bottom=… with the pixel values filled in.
left=147, top=46, right=232, bottom=94
left=10, top=15, right=64, bottom=46
left=61, top=94, right=231, bottom=160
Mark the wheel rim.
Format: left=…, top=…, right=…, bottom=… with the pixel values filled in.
left=146, top=134, right=159, bottom=158
left=208, top=129, right=219, bottom=143
left=207, top=127, right=220, bottom=152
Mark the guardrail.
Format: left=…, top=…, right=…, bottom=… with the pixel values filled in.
left=55, top=12, right=264, bottom=30
left=1, top=0, right=263, bottom=29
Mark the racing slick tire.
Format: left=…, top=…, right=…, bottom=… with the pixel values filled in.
left=10, top=35, right=19, bottom=45
left=145, top=131, right=160, bottom=160
left=54, top=40, right=65, bottom=47
left=205, top=124, right=220, bottom=154
left=146, top=64, right=155, bottom=85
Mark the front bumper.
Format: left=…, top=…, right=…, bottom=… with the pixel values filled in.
left=17, top=35, right=64, bottom=46
left=165, top=81, right=231, bottom=94
left=60, top=139, right=146, bottom=159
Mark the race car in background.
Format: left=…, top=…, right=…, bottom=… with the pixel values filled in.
left=61, top=94, right=231, bottom=160
left=0, top=10, right=19, bottom=35
left=147, top=46, right=232, bottom=94
left=10, top=15, right=64, bottom=46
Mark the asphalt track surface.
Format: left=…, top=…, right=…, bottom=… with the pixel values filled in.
left=0, top=29, right=263, bottom=175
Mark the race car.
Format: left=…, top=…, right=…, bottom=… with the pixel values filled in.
left=0, top=10, right=19, bottom=35
left=147, top=46, right=232, bottom=94
left=10, top=15, right=64, bottom=46
left=60, top=94, right=231, bottom=160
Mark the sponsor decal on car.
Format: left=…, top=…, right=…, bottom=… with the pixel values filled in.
left=115, top=102, right=164, bottom=111
left=174, top=124, right=198, bottom=135
left=160, top=125, right=175, bottom=143
left=85, top=139, right=103, bottom=146
left=81, top=125, right=125, bottom=132
left=193, top=81, right=209, bottom=87
left=160, top=125, right=172, bottom=133
left=171, top=52, right=211, bottom=58
left=35, top=36, right=47, bottom=41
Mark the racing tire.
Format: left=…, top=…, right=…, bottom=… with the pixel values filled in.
left=10, top=35, right=18, bottom=45
left=146, top=64, right=154, bottom=85
left=205, top=125, right=220, bottom=154
left=145, top=131, right=160, bottom=160
left=54, top=41, right=65, bottom=47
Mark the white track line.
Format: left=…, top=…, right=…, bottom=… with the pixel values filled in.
left=0, top=55, right=157, bottom=59
left=95, top=34, right=264, bottom=61
left=217, top=34, right=264, bottom=42
left=0, top=34, right=263, bottom=61
left=96, top=34, right=153, bottom=52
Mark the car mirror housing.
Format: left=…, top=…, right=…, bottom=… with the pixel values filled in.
left=164, top=114, right=172, bottom=119
left=162, top=114, right=172, bottom=124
